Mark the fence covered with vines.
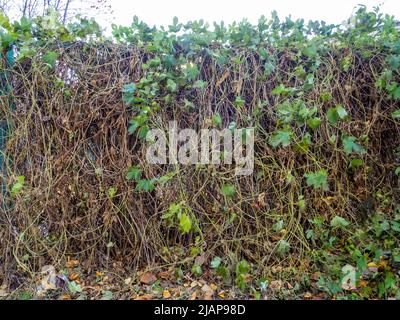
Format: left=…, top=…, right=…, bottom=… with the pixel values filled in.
left=0, top=7, right=399, bottom=298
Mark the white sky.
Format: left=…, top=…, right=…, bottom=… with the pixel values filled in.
left=104, top=0, right=399, bottom=27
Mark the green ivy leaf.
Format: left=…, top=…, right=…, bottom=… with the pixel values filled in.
left=327, top=105, right=348, bottom=124
left=386, top=55, right=400, bottom=70
left=211, top=256, right=222, bottom=269
left=179, top=213, right=192, bottom=234
left=191, top=264, right=202, bottom=276
left=166, top=78, right=177, bottom=92
left=107, top=187, right=117, bottom=198
left=234, top=96, right=245, bottom=108
left=349, top=158, right=364, bottom=169
left=303, top=44, right=318, bottom=58
left=42, top=51, right=58, bottom=69
left=212, top=113, right=222, bottom=126
left=268, top=129, right=292, bottom=148
left=330, top=215, right=350, bottom=228
left=392, top=109, right=400, bottom=119
left=272, top=84, right=296, bottom=96
left=11, top=175, right=25, bottom=197
left=276, top=239, right=290, bottom=256
left=122, top=83, right=136, bottom=95
left=126, top=166, right=142, bottom=181
left=221, top=184, right=235, bottom=197
left=307, top=117, right=321, bottom=129
left=193, top=80, right=206, bottom=89
left=136, top=179, right=156, bottom=192
left=68, top=281, right=82, bottom=294
left=184, top=64, right=200, bottom=81
left=342, top=135, right=366, bottom=155
left=235, top=260, right=250, bottom=275
left=304, top=170, right=328, bottom=191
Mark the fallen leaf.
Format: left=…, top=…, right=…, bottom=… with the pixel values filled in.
left=201, top=284, right=215, bottom=300
left=270, top=280, right=282, bottom=290
left=95, top=271, right=104, bottom=277
left=134, top=294, right=153, bottom=300
left=258, top=192, right=267, bottom=207
left=140, top=272, right=157, bottom=285
left=162, top=290, right=171, bottom=299
left=190, top=291, right=197, bottom=300
left=158, top=271, right=171, bottom=280
left=359, top=280, right=368, bottom=287
left=69, top=273, right=79, bottom=281
left=65, top=259, right=79, bottom=268
left=0, top=289, right=8, bottom=297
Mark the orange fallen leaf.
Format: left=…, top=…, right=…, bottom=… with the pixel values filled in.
left=158, top=271, right=171, bottom=280
left=65, top=259, right=79, bottom=268
left=162, top=290, right=171, bottom=299
left=69, top=273, right=79, bottom=281
left=140, top=272, right=157, bottom=285
left=190, top=291, right=197, bottom=300
left=359, top=279, right=369, bottom=287
left=134, top=294, right=153, bottom=300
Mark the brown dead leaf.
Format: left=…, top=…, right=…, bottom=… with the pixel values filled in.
left=190, top=291, right=197, bottom=300
left=215, top=70, right=230, bottom=88
left=134, top=294, right=154, bottom=300
left=158, top=271, right=171, bottom=280
left=270, top=280, right=283, bottom=290
left=65, top=259, right=79, bottom=268
left=258, top=192, right=267, bottom=207
left=140, top=272, right=157, bottom=285
left=201, top=284, right=215, bottom=300
left=69, top=273, right=79, bottom=281
left=271, top=266, right=283, bottom=273
left=0, top=289, right=8, bottom=297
